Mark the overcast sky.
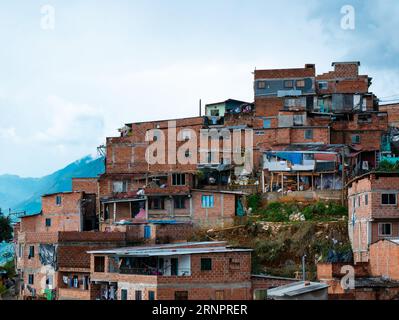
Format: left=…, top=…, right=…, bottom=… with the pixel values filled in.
left=1, top=0, right=399, bottom=177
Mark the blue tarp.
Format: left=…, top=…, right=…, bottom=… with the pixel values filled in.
left=275, top=152, right=303, bottom=165
left=0, top=242, right=14, bottom=266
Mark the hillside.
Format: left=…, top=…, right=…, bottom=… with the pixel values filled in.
left=0, top=155, right=105, bottom=216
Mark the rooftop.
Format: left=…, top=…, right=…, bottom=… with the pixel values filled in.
left=87, top=241, right=252, bottom=256
left=267, top=281, right=329, bottom=297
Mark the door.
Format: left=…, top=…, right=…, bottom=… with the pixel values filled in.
left=171, top=258, right=178, bottom=276
left=144, top=225, right=151, bottom=239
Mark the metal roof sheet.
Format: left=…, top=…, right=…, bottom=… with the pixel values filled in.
left=267, top=281, right=329, bottom=297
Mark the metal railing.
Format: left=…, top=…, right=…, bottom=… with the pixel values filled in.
left=119, top=267, right=191, bottom=277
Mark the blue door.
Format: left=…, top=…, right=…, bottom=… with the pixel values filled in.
left=144, top=225, right=151, bottom=239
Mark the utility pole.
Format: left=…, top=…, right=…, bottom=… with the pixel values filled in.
left=199, top=99, right=202, bottom=117
left=302, top=254, right=307, bottom=282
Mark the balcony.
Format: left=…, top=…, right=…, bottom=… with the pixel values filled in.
left=119, top=267, right=191, bottom=277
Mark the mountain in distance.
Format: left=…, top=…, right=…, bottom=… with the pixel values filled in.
left=0, top=155, right=105, bottom=217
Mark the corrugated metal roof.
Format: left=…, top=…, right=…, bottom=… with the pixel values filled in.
left=87, top=241, right=252, bottom=256
left=267, top=281, right=329, bottom=297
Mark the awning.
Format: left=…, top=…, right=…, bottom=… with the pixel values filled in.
left=314, top=153, right=337, bottom=161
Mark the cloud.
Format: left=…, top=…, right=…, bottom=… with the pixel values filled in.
left=32, top=95, right=105, bottom=146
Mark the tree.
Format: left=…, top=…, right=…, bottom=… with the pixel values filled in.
left=0, top=216, right=13, bottom=242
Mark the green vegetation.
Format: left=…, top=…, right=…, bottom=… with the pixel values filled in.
left=254, top=201, right=347, bottom=222
left=247, top=194, right=262, bottom=212
left=0, top=215, right=13, bottom=242
left=0, top=260, right=16, bottom=279
left=377, top=159, right=399, bottom=172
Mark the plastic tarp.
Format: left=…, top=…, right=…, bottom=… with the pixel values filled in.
left=39, top=244, right=57, bottom=268
left=275, top=152, right=303, bottom=165
left=236, top=199, right=245, bottom=217
left=0, top=242, right=14, bottom=266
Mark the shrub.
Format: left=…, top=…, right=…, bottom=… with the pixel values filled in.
left=247, top=194, right=262, bottom=212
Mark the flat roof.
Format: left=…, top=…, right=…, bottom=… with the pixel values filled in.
left=87, top=241, right=252, bottom=256
left=267, top=281, right=329, bottom=297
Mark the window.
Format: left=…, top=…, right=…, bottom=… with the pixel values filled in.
left=210, top=109, right=220, bottom=116
left=382, top=193, right=397, bottom=205
left=149, top=197, right=165, bottom=210
left=45, top=218, right=51, bottom=227
left=304, top=129, right=313, bottom=140
left=73, top=275, right=79, bottom=288
left=148, top=291, right=155, bottom=301
left=182, top=130, right=192, bottom=141
left=175, top=291, right=188, bottom=300
left=365, top=194, right=369, bottom=206
left=174, top=196, right=186, bottom=209
left=257, top=81, right=266, bottom=89
left=83, top=276, right=89, bottom=290
left=215, top=290, right=225, bottom=300
left=172, top=173, right=186, bottom=186
left=201, top=195, right=214, bottom=208
left=352, top=135, right=361, bottom=144
left=28, top=246, right=35, bottom=259
left=94, top=256, right=105, bottom=272
left=184, top=150, right=191, bottom=158
left=56, top=195, right=62, bottom=206
left=318, top=81, right=328, bottom=90
left=201, top=258, right=212, bottom=271
left=358, top=196, right=361, bottom=207
left=121, top=289, right=128, bottom=301
left=296, top=79, right=305, bottom=88
left=135, top=290, right=142, bottom=300
left=18, top=244, right=23, bottom=258
left=28, top=274, right=34, bottom=285
left=379, top=223, right=392, bottom=236
left=263, top=119, right=271, bottom=129
left=284, top=80, right=294, bottom=88
left=113, top=181, right=128, bottom=193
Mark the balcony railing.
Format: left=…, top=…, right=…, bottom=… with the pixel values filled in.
left=119, top=267, right=191, bottom=277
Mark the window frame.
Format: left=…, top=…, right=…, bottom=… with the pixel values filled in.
left=296, top=79, right=305, bottom=88
left=149, top=197, right=165, bottom=210
left=378, top=223, right=393, bottom=237
left=45, top=218, right=52, bottom=227
left=304, top=129, right=313, bottom=140
left=172, top=173, right=186, bottom=186
left=28, top=245, right=35, bottom=259
left=201, top=195, right=215, bottom=208
left=135, top=290, right=142, bottom=301
left=257, top=81, right=266, bottom=89
left=28, top=274, right=34, bottom=285
left=284, top=80, right=294, bottom=88
left=381, top=193, right=397, bottom=206
left=174, top=196, right=186, bottom=209
left=121, top=289, right=128, bottom=301
left=94, top=256, right=105, bottom=273
left=56, top=195, right=62, bottom=206
left=200, top=258, right=212, bottom=271
left=351, top=134, right=361, bottom=144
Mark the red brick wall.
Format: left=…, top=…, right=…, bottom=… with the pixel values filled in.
left=72, top=178, right=98, bottom=194
left=191, top=191, right=236, bottom=227
left=369, top=240, right=399, bottom=280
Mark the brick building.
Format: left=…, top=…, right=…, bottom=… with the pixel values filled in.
left=88, top=241, right=253, bottom=300
left=348, top=172, right=399, bottom=263
left=317, top=262, right=399, bottom=300
left=88, top=241, right=299, bottom=301
left=15, top=191, right=194, bottom=300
